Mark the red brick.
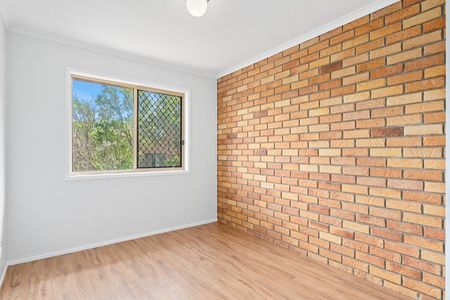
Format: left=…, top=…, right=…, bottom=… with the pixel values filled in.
left=371, top=127, right=403, bottom=137
left=320, top=61, right=343, bottom=74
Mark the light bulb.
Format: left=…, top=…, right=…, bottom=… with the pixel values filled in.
left=186, top=0, right=208, bottom=17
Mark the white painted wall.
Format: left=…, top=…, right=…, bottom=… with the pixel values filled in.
left=6, top=32, right=217, bottom=262
left=0, top=16, right=7, bottom=273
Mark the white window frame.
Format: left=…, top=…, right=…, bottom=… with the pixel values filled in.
left=66, top=68, right=190, bottom=180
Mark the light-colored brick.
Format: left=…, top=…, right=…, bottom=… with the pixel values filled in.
left=403, top=7, right=442, bottom=29
left=343, top=220, right=369, bottom=234
left=404, top=124, right=443, bottom=136
left=403, top=213, right=442, bottom=228
left=387, top=93, right=422, bottom=106
left=387, top=48, right=422, bottom=65
left=371, top=85, right=403, bottom=98
left=370, top=148, right=401, bottom=157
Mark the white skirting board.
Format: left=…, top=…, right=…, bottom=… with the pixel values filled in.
left=0, top=262, right=7, bottom=290
left=5, top=218, right=217, bottom=268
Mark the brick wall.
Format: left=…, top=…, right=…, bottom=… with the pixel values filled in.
left=217, top=0, right=446, bottom=299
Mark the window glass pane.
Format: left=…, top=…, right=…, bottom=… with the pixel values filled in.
left=72, top=79, right=134, bottom=172
left=137, top=90, right=182, bottom=168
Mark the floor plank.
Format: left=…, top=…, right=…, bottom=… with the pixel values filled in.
left=0, top=223, right=410, bottom=299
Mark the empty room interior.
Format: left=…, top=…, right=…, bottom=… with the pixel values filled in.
left=0, top=0, right=447, bottom=299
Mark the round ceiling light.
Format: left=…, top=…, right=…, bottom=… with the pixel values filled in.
left=186, top=0, right=209, bottom=17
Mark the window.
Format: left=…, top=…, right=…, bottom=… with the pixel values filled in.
left=69, top=74, right=187, bottom=177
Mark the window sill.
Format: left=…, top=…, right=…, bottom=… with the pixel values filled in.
left=67, top=169, right=190, bottom=181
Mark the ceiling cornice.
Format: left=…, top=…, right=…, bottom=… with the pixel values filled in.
left=216, top=0, right=400, bottom=79
left=4, top=26, right=218, bottom=79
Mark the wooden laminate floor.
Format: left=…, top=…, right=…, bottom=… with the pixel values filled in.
left=0, top=223, right=409, bottom=300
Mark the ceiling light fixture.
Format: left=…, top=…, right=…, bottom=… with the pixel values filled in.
left=186, top=0, right=209, bottom=17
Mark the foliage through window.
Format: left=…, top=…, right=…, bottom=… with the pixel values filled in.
left=71, top=76, right=184, bottom=174
left=137, top=90, right=182, bottom=168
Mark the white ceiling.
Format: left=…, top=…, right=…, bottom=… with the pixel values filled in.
left=0, top=0, right=394, bottom=77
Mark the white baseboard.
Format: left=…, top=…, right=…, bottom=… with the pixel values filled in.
left=7, top=218, right=217, bottom=266
left=0, top=262, right=7, bottom=289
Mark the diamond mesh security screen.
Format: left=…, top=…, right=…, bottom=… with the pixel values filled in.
left=137, top=90, right=182, bottom=168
